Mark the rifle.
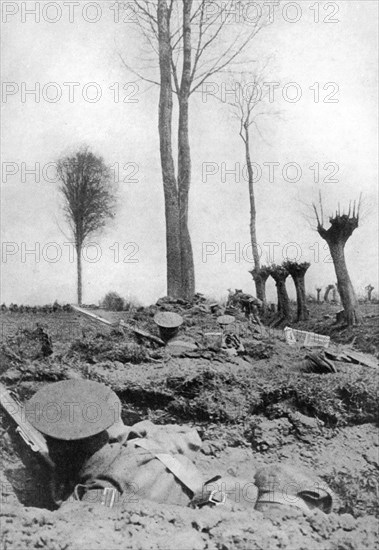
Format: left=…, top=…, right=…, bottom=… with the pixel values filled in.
left=71, top=304, right=165, bottom=346
left=0, top=382, right=55, bottom=469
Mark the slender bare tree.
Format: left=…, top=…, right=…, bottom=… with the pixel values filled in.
left=226, top=70, right=278, bottom=302
left=57, top=148, right=116, bottom=305
left=121, top=0, right=271, bottom=299
left=313, top=194, right=362, bottom=326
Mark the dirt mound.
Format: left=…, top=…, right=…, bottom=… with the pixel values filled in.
left=1, top=494, right=378, bottom=550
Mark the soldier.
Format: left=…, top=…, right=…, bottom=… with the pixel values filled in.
left=25, top=380, right=334, bottom=513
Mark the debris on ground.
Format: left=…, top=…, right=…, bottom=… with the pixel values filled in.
left=342, top=350, right=378, bottom=369
left=284, top=327, right=331, bottom=348
left=0, top=299, right=378, bottom=549
left=304, top=352, right=337, bottom=374
left=222, top=333, right=245, bottom=356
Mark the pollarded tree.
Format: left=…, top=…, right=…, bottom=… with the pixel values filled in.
left=57, top=148, right=116, bottom=305
left=122, top=0, right=271, bottom=300
left=316, top=287, right=322, bottom=303
left=313, top=195, right=362, bottom=326
left=365, top=284, right=374, bottom=302
left=249, top=265, right=271, bottom=304
left=323, top=284, right=334, bottom=303
left=283, top=261, right=310, bottom=321
left=269, top=264, right=290, bottom=320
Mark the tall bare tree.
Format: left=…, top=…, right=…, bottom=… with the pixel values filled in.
left=57, top=148, right=116, bottom=305
left=313, top=195, right=362, bottom=326
left=123, top=0, right=270, bottom=299
left=227, top=71, right=276, bottom=302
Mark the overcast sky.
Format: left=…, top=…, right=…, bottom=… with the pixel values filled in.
left=1, top=0, right=378, bottom=305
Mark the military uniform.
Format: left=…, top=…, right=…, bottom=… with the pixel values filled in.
left=26, top=380, right=334, bottom=513
left=75, top=420, right=205, bottom=507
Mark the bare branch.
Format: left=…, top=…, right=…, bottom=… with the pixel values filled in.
left=118, top=52, right=160, bottom=88
left=357, top=192, right=362, bottom=219
left=319, top=191, right=324, bottom=227
left=313, top=203, right=321, bottom=228
left=190, top=2, right=231, bottom=85
left=190, top=20, right=264, bottom=94
left=134, top=0, right=157, bottom=24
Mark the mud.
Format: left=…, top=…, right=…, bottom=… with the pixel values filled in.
left=1, top=304, right=378, bottom=549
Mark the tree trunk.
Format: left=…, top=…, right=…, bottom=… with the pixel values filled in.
left=158, top=0, right=182, bottom=299
left=284, top=262, right=310, bottom=321
left=275, top=279, right=290, bottom=318
left=177, top=0, right=195, bottom=300
left=178, top=97, right=195, bottom=300
left=244, top=125, right=264, bottom=301
left=245, top=132, right=260, bottom=270
left=253, top=274, right=266, bottom=303
left=270, top=268, right=290, bottom=320
left=76, top=244, right=82, bottom=305
left=332, top=287, right=338, bottom=303
left=293, top=275, right=308, bottom=320
left=324, top=285, right=333, bottom=302
left=316, top=210, right=361, bottom=326
left=251, top=267, right=270, bottom=304
left=328, top=241, right=362, bottom=325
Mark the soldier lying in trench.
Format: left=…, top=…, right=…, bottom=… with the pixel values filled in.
left=24, top=380, right=334, bottom=513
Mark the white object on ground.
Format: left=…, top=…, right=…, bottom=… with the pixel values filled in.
left=284, top=327, right=330, bottom=348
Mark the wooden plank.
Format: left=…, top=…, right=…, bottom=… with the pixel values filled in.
left=344, top=351, right=378, bottom=369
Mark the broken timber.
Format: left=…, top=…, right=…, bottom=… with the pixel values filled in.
left=71, top=305, right=165, bottom=346
left=324, top=348, right=378, bottom=369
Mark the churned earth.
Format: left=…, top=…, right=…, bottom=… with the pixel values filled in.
left=0, top=302, right=378, bottom=550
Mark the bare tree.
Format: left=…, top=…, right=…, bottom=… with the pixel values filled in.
left=313, top=195, right=362, bottom=326
left=269, top=264, right=290, bottom=320
left=283, top=261, right=310, bottom=321
left=122, top=0, right=270, bottom=299
left=226, top=70, right=277, bottom=302
left=57, top=148, right=116, bottom=305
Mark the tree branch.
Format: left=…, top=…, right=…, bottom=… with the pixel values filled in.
left=118, top=52, right=161, bottom=87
